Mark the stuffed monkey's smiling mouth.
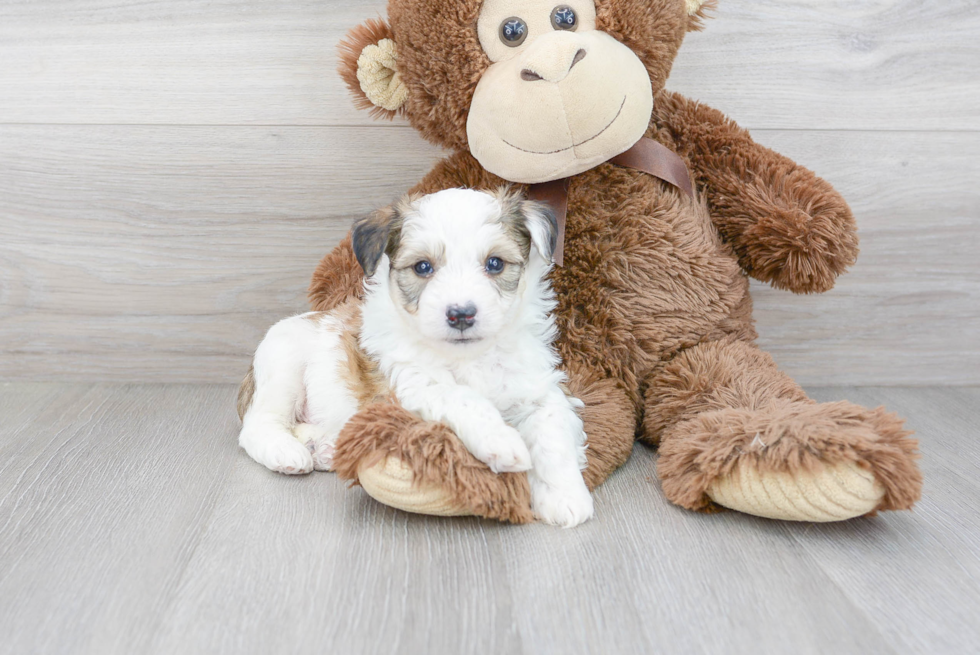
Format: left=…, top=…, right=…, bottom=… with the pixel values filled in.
left=502, top=96, right=626, bottom=155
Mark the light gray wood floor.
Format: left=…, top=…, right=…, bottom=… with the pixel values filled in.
left=0, top=384, right=977, bottom=655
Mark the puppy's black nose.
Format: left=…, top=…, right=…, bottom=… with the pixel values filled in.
left=446, top=303, right=477, bottom=331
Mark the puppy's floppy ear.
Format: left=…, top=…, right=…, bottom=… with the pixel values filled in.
left=520, top=200, right=559, bottom=264
left=337, top=18, right=408, bottom=119
left=351, top=205, right=402, bottom=277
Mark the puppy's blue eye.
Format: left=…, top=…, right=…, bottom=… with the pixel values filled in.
left=485, top=257, right=504, bottom=274
left=413, top=261, right=434, bottom=276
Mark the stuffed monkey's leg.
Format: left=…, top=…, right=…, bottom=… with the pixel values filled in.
left=642, top=338, right=922, bottom=521
left=331, top=374, right=635, bottom=524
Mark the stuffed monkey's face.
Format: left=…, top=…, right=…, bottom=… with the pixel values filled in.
left=467, top=0, right=654, bottom=184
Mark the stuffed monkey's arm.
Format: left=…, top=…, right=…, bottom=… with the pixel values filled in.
left=654, top=90, right=859, bottom=294
left=308, top=233, right=364, bottom=311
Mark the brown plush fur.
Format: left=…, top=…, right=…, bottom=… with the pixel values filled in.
left=313, top=0, right=922, bottom=521
left=652, top=92, right=859, bottom=293
left=309, top=234, right=366, bottom=311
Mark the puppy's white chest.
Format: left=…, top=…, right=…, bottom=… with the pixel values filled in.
left=451, top=355, right=532, bottom=416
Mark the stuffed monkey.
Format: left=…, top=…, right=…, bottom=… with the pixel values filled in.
left=304, top=0, right=922, bottom=523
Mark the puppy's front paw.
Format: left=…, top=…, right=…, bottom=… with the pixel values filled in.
left=294, top=423, right=337, bottom=472
left=531, top=480, right=594, bottom=528
left=469, top=425, right=532, bottom=474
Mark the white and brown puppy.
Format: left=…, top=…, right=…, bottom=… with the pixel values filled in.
left=238, top=188, right=593, bottom=527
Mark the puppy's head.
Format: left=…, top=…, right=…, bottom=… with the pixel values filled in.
left=352, top=187, right=556, bottom=347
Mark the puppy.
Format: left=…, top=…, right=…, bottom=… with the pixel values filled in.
left=237, top=188, right=593, bottom=527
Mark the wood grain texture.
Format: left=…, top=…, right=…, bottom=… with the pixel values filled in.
left=0, top=0, right=977, bottom=130
left=0, top=384, right=241, bottom=655
left=803, top=387, right=980, bottom=655
left=0, top=383, right=978, bottom=654
left=1, top=126, right=976, bottom=383
left=0, top=124, right=444, bottom=381
left=749, top=130, right=980, bottom=385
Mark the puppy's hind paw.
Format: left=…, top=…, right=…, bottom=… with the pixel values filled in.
left=294, top=423, right=337, bottom=472
left=253, top=437, right=315, bottom=475
left=532, top=483, right=594, bottom=528
left=311, top=440, right=336, bottom=472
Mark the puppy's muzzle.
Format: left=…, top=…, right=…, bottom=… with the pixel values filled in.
left=446, top=304, right=477, bottom=332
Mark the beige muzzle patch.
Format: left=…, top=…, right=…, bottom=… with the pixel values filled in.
left=356, top=38, right=408, bottom=112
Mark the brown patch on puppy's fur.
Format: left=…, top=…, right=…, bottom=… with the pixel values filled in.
left=486, top=189, right=557, bottom=294
left=486, top=252, right=524, bottom=295
left=494, top=189, right=533, bottom=261
left=332, top=301, right=391, bottom=407
left=390, top=267, right=431, bottom=314
left=237, top=365, right=256, bottom=422
left=389, top=235, right=442, bottom=314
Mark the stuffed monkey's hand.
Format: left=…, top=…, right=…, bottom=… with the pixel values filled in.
left=654, top=91, right=859, bottom=294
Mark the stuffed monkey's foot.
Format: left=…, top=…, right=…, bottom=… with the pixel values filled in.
left=357, top=457, right=471, bottom=517
left=707, top=459, right=884, bottom=522
left=657, top=400, right=922, bottom=521
left=646, top=339, right=921, bottom=521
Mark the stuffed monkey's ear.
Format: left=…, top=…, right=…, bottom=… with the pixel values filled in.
left=686, top=0, right=717, bottom=31
left=351, top=205, right=403, bottom=277
left=520, top=201, right=559, bottom=264
left=337, top=18, right=408, bottom=119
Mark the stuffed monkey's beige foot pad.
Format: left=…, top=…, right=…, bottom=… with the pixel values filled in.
left=707, top=460, right=886, bottom=522
left=357, top=457, right=473, bottom=517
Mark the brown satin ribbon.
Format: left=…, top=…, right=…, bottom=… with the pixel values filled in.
left=527, top=137, right=694, bottom=266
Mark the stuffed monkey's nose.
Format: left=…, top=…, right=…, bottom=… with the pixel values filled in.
left=519, top=34, right=588, bottom=84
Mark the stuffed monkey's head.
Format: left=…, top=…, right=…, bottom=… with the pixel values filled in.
left=339, top=0, right=712, bottom=184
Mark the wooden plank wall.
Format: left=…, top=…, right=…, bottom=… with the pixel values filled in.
left=1, top=0, right=977, bottom=385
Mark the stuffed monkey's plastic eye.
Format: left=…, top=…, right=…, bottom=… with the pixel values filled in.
left=413, top=260, right=434, bottom=276
left=499, top=17, right=528, bottom=47
left=551, top=6, right=578, bottom=31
